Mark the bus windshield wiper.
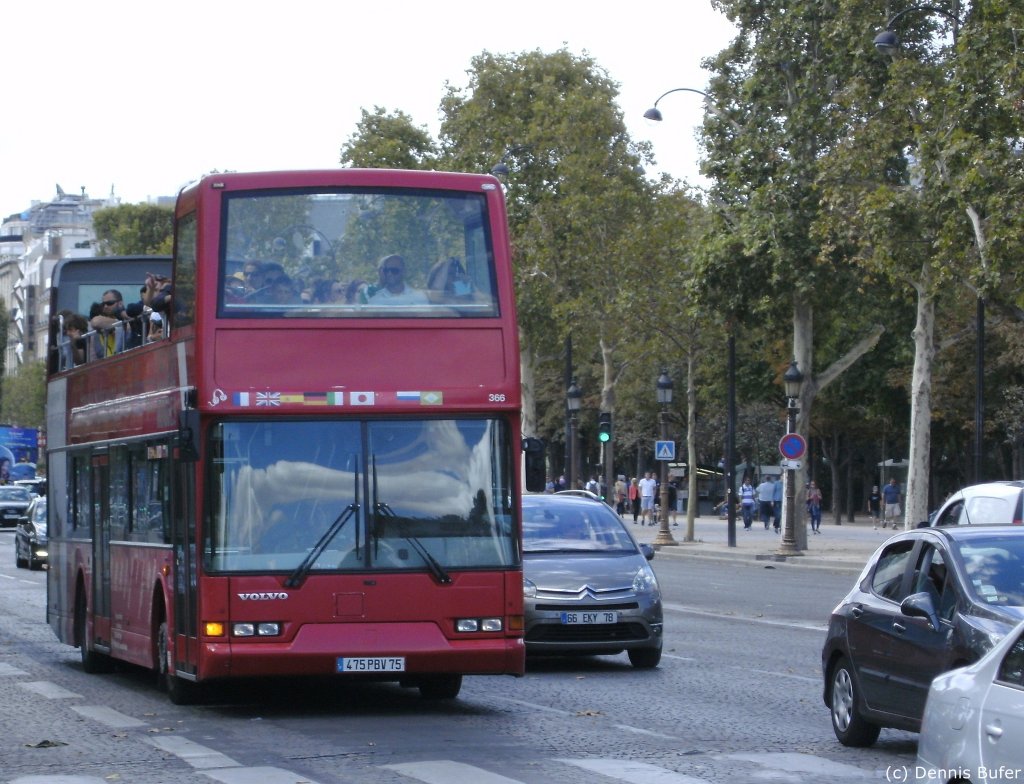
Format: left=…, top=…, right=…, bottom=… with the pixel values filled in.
left=285, top=465, right=361, bottom=588
left=370, top=458, right=451, bottom=584
left=375, top=501, right=452, bottom=585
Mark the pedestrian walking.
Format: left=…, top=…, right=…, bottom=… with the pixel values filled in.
left=756, top=475, right=775, bottom=530
left=739, top=477, right=756, bottom=530
left=881, top=478, right=902, bottom=529
left=807, top=481, right=823, bottom=533
left=772, top=473, right=783, bottom=532
left=638, top=471, right=658, bottom=525
left=868, top=485, right=882, bottom=529
left=628, top=477, right=641, bottom=523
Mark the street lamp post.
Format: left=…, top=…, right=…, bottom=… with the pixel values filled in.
left=654, top=370, right=678, bottom=547
left=644, top=87, right=740, bottom=548
left=873, top=5, right=984, bottom=483
left=566, top=378, right=582, bottom=491
left=778, top=360, right=804, bottom=556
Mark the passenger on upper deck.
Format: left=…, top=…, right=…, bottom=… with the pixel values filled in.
left=90, top=289, right=144, bottom=355
left=59, top=311, right=89, bottom=368
left=427, top=257, right=474, bottom=302
left=366, top=254, right=428, bottom=306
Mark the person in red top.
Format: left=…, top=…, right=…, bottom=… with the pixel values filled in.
left=628, top=477, right=640, bottom=524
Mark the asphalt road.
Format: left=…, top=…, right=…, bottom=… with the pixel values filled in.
left=0, top=529, right=915, bottom=784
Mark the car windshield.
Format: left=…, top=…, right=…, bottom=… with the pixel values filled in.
left=32, top=500, right=47, bottom=525
left=522, top=500, right=636, bottom=553
left=957, top=536, right=1024, bottom=606
left=0, top=487, right=30, bottom=501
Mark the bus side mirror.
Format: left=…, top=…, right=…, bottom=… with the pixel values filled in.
left=178, top=409, right=200, bottom=462
left=522, top=437, right=546, bottom=493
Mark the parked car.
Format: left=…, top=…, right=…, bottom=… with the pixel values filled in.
left=0, top=485, right=34, bottom=527
left=931, top=481, right=1024, bottom=527
left=14, top=496, right=46, bottom=570
left=13, top=477, right=46, bottom=497
left=916, top=618, right=1024, bottom=782
left=821, top=526, right=1024, bottom=747
left=521, top=493, right=663, bottom=668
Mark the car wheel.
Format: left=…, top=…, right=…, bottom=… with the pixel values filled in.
left=628, top=646, right=662, bottom=669
left=418, top=674, right=462, bottom=699
left=15, top=541, right=26, bottom=569
left=829, top=657, right=880, bottom=747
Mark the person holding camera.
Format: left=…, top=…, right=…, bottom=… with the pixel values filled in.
left=89, top=288, right=144, bottom=356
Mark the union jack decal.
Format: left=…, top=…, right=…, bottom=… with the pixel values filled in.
left=256, top=391, right=281, bottom=407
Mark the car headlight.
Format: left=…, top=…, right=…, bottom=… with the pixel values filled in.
left=632, top=563, right=660, bottom=595
left=523, top=577, right=537, bottom=599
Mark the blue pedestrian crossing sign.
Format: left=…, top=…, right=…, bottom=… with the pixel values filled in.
left=655, top=440, right=675, bottom=461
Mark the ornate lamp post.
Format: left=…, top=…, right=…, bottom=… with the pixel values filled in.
left=778, top=360, right=804, bottom=556
left=654, top=370, right=677, bottom=546
left=644, top=88, right=741, bottom=547
left=566, top=378, right=582, bottom=491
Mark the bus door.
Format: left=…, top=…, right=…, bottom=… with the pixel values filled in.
left=170, top=459, right=198, bottom=677
left=90, top=453, right=112, bottom=649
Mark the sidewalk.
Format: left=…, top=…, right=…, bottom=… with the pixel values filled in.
left=627, top=513, right=895, bottom=573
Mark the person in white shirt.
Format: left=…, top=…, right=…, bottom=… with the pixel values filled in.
left=756, top=476, right=776, bottom=530
left=638, top=472, right=658, bottom=525
left=367, top=254, right=428, bottom=306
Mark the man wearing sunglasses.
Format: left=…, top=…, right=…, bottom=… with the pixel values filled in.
left=89, top=289, right=145, bottom=356
left=366, top=254, right=427, bottom=306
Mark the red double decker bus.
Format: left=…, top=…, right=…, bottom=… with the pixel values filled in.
left=46, top=169, right=541, bottom=703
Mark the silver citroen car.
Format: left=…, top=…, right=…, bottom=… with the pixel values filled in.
left=521, top=493, right=663, bottom=668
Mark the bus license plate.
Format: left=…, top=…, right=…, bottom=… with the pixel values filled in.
left=560, top=611, right=617, bottom=625
left=336, top=657, right=406, bottom=673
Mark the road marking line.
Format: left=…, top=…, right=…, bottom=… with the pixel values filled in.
left=663, top=602, right=826, bottom=631
left=146, top=735, right=240, bottom=769
left=20, top=681, right=82, bottom=699
left=70, top=705, right=148, bottom=728
left=200, top=766, right=326, bottom=784
left=383, top=760, right=524, bottom=784
left=557, top=758, right=708, bottom=783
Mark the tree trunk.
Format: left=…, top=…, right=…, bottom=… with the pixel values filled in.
left=685, top=346, right=697, bottom=542
left=520, top=329, right=538, bottom=437
left=905, top=271, right=935, bottom=530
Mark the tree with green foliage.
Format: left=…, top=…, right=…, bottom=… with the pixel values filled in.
left=437, top=48, right=654, bottom=451
left=92, top=203, right=174, bottom=255
left=700, top=0, right=888, bottom=545
left=340, top=107, right=439, bottom=170
left=1, top=361, right=45, bottom=429
left=816, top=0, right=1024, bottom=526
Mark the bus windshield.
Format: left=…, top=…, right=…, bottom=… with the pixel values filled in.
left=221, top=188, right=499, bottom=318
left=206, top=418, right=518, bottom=573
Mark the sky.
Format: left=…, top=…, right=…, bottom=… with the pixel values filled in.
left=0, top=1, right=736, bottom=216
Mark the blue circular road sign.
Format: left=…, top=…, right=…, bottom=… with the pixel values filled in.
left=779, top=433, right=807, bottom=460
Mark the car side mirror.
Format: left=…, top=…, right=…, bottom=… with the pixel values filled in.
left=901, top=591, right=941, bottom=632
left=522, top=437, right=546, bottom=493
left=640, top=543, right=656, bottom=561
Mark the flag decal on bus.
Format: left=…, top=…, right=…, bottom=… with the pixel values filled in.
left=350, top=392, right=375, bottom=406
left=396, top=391, right=443, bottom=404
left=256, top=392, right=281, bottom=406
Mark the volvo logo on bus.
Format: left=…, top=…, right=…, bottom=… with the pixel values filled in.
left=237, top=592, right=289, bottom=601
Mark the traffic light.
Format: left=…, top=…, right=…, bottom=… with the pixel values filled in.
left=597, top=412, right=612, bottom=443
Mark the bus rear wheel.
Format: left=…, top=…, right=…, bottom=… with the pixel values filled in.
left=418, top=674, right=462, bottom=700
left=157, top=620, right=201, bottom=705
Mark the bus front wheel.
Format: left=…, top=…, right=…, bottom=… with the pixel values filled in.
left=418, top=674, right=462, bottom=700
left=157, top=620, right=200, bottom=705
